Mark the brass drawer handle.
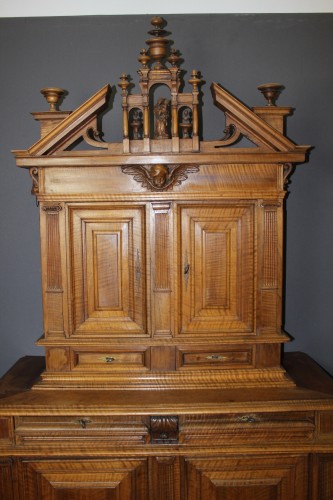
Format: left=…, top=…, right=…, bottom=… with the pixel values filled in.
left=206, top=355, right=227, bottom=361
left=100, top=356, right=116, bottom=363
left=75, top=418, right=92, bottom=429
left=236, top=415, right=258, bottom=423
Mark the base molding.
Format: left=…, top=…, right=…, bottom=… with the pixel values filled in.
left=33, top=367, right=295, bottom=390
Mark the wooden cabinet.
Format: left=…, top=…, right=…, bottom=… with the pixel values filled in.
left=2, top=16, right=333, bottom=499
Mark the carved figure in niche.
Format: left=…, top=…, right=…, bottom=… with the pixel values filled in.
left=154, top=97, right=170, bottom=139
left=130, top=109, right=143, bottom=140
left=180, top=108, right=192, bottom=138
left=150, top=164, right=169, bottom=188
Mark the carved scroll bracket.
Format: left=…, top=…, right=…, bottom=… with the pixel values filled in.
left=29, top=167, right=39, bottom=196
left=82, top=127, right=109, bottom=149
left=214, top=124, right=242, bottom=148
left=121, top=164, right=199, bottom=191
left=282, top=162, right=294, bottom=189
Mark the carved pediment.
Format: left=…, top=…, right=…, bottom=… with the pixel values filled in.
left=211, top=82, right=296, bottom=152
left=13, top=17, right=310, bottom=163
left=28, top=84, right=111, bottom=156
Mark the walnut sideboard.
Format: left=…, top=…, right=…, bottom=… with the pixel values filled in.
left=1, top=17, right=333, bottom=499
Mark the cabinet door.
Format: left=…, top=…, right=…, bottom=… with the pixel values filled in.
left=184, top=455, right=308, bottom=500
left=179, top=204, right=254, bottom=335
left=70, top=206, right=147, bottom=336
left=19, top=458, right=148, bottom=499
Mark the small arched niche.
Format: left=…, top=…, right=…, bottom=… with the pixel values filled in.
left=178, top=106, right=193, bottom=139
left=128, top=107, right=143, bottom=140
left=149, top=84, right=171, bottom=140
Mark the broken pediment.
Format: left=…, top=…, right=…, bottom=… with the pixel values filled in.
left=13, top=16, right=310, bottom=162
left=27, top=85, right=111, bottom=156
left=210, top=82, right=296, bottom=152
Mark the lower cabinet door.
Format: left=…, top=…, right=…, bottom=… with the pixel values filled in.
left=18, top=458, right=148, bottom=500
left=184, top=454, right=309, bottom=500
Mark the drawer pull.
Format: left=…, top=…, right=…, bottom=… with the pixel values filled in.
left=100, top=356, right=116, bottom=363
left=75, top=418, right=92, bottom=429
left=206, top=355, right=227, bottom=361
left=236, top=415, right=258, bottom=423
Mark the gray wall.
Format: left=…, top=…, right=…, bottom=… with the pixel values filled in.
left=0, top=14, right=332, bottom=378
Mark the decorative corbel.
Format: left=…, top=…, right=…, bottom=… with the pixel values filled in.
left=282, top=163, right=294, bottom=189
left=29, top=167, right=39, bottom=196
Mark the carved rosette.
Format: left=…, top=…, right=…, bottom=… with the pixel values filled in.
left=121, top=164, right=199, bottom=191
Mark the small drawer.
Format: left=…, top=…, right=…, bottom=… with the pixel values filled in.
left=180, top=411, right=315, bottom=445
left=15, top=415, right=149, bottom=446
left=72, top=348, right=150, bottom=371
left=177, top=346, right=253, bottom=370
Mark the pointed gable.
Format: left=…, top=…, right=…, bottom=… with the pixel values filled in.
left=28, top=84, right=111, bottom=156
left=211, top=82, right=296, bottom=152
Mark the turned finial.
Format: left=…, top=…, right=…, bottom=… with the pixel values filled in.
left=40, top=87, right=65, bottom=111
left=189, top=70, right=201, bottom=91
left=118, top=73, right=130, bottom=94
left=257, top=83, right=285, bottom=106
left=146, top=16, right=169, bottom=69
left=138, top=48, right=150, bottom=68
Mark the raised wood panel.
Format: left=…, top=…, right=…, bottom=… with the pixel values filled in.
left=72, top=347, right=150, bottom=372
left=94, top=233, right=120, bottom=309
left=258, top=202, right=283, bottom=336
left=0, top=417, right=14, bottom=443
left=179, top=204, right=254, bottom=335
left=151, top=202, right=174, bottom=338
left=312, top=454, right=333, bottom=500
left=184, top=455, right=308, bottom=500
left=0, top=459, right=14, bottom=499
left=40, top=204, right=67, bottom=338
left=70, top=205, right=147, bottom=337
left=46, top=347, right=70, bottom=371
left=19, top=458, right=148, bottom=500
left=176, top=346, right=253, bottom=370
left=150, top=456, right=181, bottom=500
left=42, top=164, right=279, bottom=197
left=319, top=412, right=333, bottom=438
left=15, top=416, right=149, bottom=446
left=180, top=412, right=314, bottom=445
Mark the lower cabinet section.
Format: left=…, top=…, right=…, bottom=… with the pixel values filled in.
left=2, top=453, right=333, bottom=499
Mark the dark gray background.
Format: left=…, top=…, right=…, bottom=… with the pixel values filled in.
left=0, top=14, right=332, bottom=378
